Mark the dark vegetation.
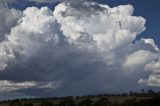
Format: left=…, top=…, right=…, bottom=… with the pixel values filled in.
left=1, top=90, right=160, bottom=106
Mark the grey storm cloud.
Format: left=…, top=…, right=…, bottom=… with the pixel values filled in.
left=0, top=0, right=16, bottom=2
left=0, top=0, right=62, bottom=3
left=0, top=0, right=160, bottom=98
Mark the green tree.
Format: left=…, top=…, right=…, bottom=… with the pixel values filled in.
left=78, top=98, right=93, bottom=106
left=23, top=103, right=34, bottom=106
left=94, top=97, right=111, bottom=106
left=9, top=102, right=23, bottom=106
left=39, top=101, right=55, bottom=106
left=59, top=98, right=76, bottom=106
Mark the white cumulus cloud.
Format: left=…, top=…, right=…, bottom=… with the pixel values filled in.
left=0, top=0, right=159, bottom=97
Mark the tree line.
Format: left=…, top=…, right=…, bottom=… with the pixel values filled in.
left=8, top=96, right=160, bottom=106
left=1, top=89, right=160, bottom=106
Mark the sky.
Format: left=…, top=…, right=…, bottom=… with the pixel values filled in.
left=0, top=0, right=159, bottom=100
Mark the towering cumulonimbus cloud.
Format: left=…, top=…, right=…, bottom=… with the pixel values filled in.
left=0, top=0, right=159, bottom=98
